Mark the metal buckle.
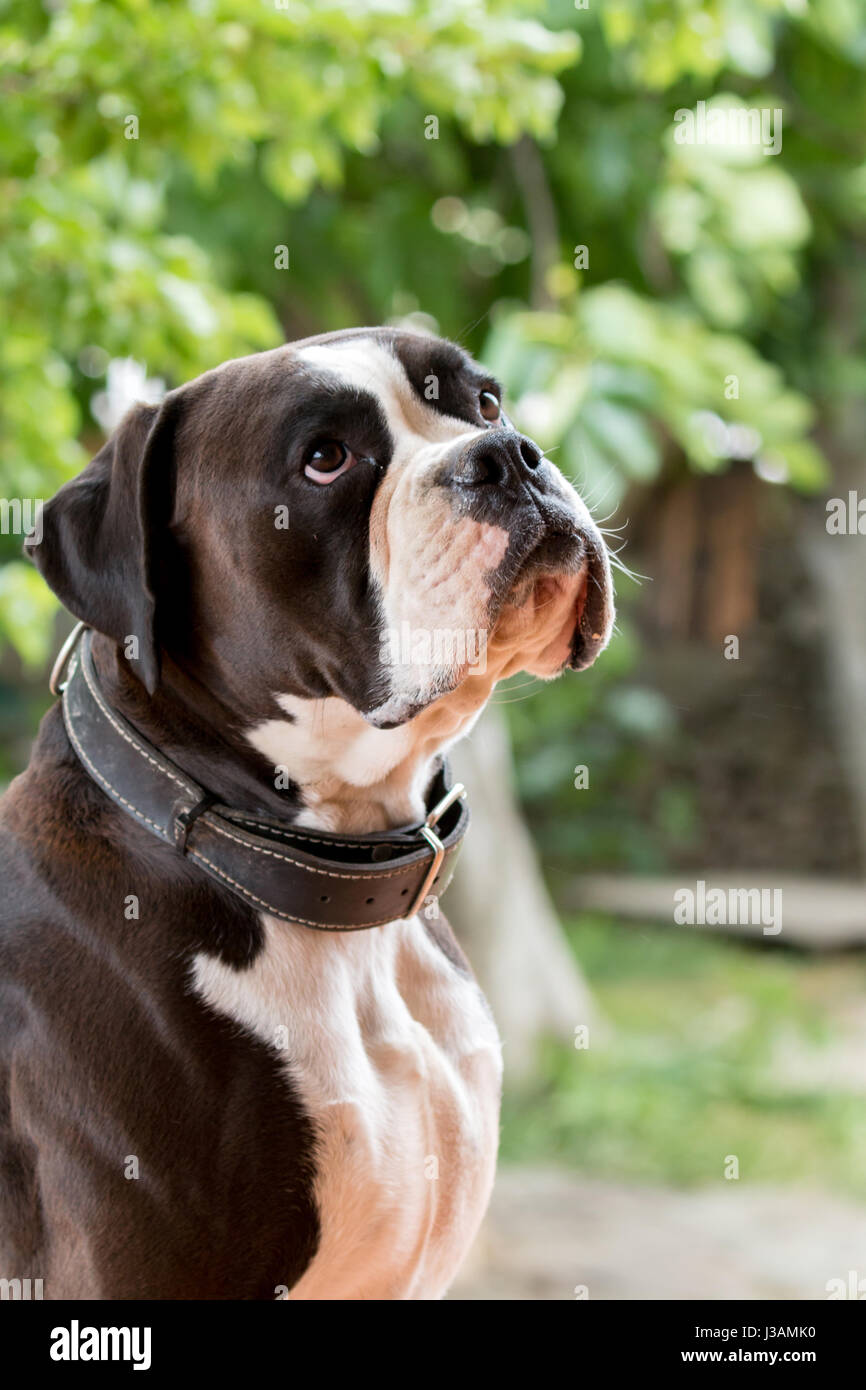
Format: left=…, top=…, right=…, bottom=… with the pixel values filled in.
left=49, top=621, right=87, bottom=696
left=405, top=782, right=466, bottom=919
left=173, top=792, right=218, bottom=854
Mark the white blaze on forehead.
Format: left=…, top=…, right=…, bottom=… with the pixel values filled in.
left=296, top=338, right=481, bottom=447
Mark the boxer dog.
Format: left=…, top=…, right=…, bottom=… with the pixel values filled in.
left=0, top=327, right=613, bottom=1299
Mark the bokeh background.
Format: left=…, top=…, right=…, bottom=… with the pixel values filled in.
left=3, top=0, right=866, bottom=1299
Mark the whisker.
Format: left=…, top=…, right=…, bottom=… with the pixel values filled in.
left=608, top=555, right=647, bottom=584
left=494, top=676, right=543, bottom=693
left=489, top=690, right=545, bottom=706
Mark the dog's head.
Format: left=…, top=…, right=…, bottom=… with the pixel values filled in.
left=28, top=328, right=614, bottom=731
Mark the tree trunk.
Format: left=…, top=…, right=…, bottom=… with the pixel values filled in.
left=800, top=271, right=866, bottom=874
left=445, top=707, right=601, bottom=1084
left=802, top=432, right=866, bottom=874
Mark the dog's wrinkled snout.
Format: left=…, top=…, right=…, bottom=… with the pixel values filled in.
left=443, top=428, right=543, bottom=494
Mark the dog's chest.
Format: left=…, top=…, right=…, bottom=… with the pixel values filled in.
left=192, top=915, right=501, bottom=1299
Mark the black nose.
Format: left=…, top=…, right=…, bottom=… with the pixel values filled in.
left=446, top=429, right=543, bottom=492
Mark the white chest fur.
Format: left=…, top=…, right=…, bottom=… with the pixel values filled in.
left=191, top=913, right=502, bottom=1300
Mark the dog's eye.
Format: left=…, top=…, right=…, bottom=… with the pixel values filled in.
left=479, top=390, right=501, bottom=423
left=304, top=440, right=358, bottom=484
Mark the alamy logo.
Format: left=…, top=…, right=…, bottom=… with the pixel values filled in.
left=674, top=100, right=782, bottom=156
left=0, top=497, right=43, bottom=545
left=826, top=1270, right=866, bottom=1299
left=826, top=492, right=866, bottom=535
left=380, top=623, right=487, bottom=674
left=49, top=1320, right=152, bottom=1371
left=0, top=1276, right=43, bottom=1299
left=674, top=880, right=782, bottom=936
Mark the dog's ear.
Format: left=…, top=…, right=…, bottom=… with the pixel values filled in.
left=25, top=396, right=179, bottom=695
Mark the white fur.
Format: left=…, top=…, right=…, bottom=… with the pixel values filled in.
left=192, top=915, right=502, bottom=1300
left=248, top=693, right=431, bottom=828
left=297, top=338, right=480, bottom=447
left=200, top=689, right=503, bottom=1299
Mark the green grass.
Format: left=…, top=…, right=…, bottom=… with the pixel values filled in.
left=501, top=915, right=866, bottom=1196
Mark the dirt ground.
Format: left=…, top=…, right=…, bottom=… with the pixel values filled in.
left=451, top=1167, right=866, bottom=1301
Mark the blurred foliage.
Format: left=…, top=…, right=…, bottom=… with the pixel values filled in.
left=486, top=288, right=826, bottom=514
left=498, top=616, right=697, bottom=872
left=503, top=915, right=866, bottom=1196
left=0, top=0, right=574, bottom=495
left=2, top=0, right=865, bottom=859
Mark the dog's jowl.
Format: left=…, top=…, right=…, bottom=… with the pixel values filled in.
left=0, top=328, right=613, bottom=1300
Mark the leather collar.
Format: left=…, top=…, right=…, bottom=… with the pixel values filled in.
left=56, top=625, right=469, bottom=932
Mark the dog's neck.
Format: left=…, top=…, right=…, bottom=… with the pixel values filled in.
left=237, top=597, right=561, bottom=832
left=244, top=689, right=492, bottom=833
left=88, top=634, right=494, bottom=834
